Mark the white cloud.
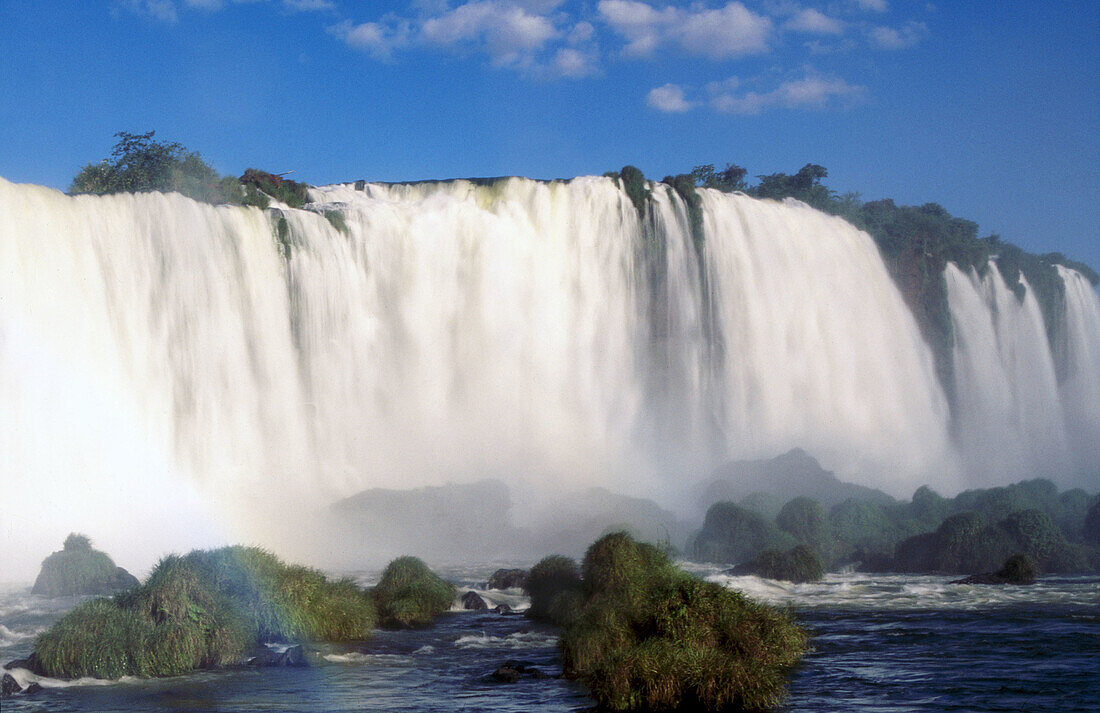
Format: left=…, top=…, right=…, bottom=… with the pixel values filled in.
left=420, top=0, right=558, bottom=67
left=783, top=9, right=843, bottom=35
left=331, top=19, right=412, bottom=61
left=854, top=0, right=888, bottom=11
left=553, top=47, right=598, bottom=77
left=115, top=0, right=179, bottom=22
left=281, top=0, right=335, bottom=12
left=709, top=73, right=864, bottom=114
left=331, top=0, right=600, bottom=76
left=598, top=0, right=771, bottom=60
left=647, top=83, right=695, bottom=112
left=869, top=20, right=927, bottom=49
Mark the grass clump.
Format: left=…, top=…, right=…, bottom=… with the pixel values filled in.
left=560, top=532, right=807, bottom=711
left=372, top=556, right=455, bottom=629
left=32, top=533, right=137, bottom=597
left=32, top=546, right=376, bottom=680
left=525, top=555, right=583, bottom=625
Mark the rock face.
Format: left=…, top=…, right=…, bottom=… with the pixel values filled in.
left=2, top=673, right=21, bottom=697
left=460, top=591, right=489, bottom=610
left=951, top=553, right=1037, bottom=585
left=487, top=568, right=527, bottom=590
left=31, top=534, right=139, bottom=597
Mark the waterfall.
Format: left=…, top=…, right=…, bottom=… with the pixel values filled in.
left=1, top=175, right=1097, bottom=577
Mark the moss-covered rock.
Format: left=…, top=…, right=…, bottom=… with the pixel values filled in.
left=31, top=534, right=139, bottom=597
left=32, top=546, right=376, bottom=680
left=951, top=553, right=1037, bottom=585
left=731, top=545, right=825, bottom=584
left=372, top=556, right=455, bottom=629
left=560, top=533, right=807, bottom=711
left=693, top=502, right=797, bottom=564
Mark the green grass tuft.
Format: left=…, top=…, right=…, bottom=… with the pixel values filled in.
left=33, top=546, right=376, bottom=680
left=525, top=555, right=583, bottom=625
left=559, top=533, right=808, bottom=711
left=372, top=556, right=455, bottom=629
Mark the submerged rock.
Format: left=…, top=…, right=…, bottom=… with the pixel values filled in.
left=487, top=568, right=527, bottom=590
left=952, top=553, right=1037, bottom=585
left=460, top=591, right=489, bottom=610
left=248, top=644, right=307, bottom=667
left=490, top=659, right=550, bottom=683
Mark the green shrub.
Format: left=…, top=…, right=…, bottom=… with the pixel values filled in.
left=33, top=546, right=376, bottom=680
left=372, top=556, right=455, bottom=629
left=740, top=545, right=825, bottom=584
left=70, top=131, right=242, bottom=206
left=618, top=165, right=649, bottom=219
left=240, top=168, right=309, bottom=208
left=560, top=533, right=807, bottom=711
left=525, top=555, right=583, bottom=625
left=914, top=512, right=1015, bottom=574
left=776, top=498, right=830, bottom=550
left=999, top=509, right=1086, bottom=573
left=694, top=502, right=796, bottom=564
left=1085, top=501, right=1100, bottom=546
left=829, top=499, right=897, bottom=554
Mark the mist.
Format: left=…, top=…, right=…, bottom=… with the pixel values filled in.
left=2, top=175, right=1098, bottom=582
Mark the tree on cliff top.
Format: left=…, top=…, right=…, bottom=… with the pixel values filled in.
left=70, top=131, right=241, bottom=205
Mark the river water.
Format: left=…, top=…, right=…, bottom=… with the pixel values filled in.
left=2, top=567, right=1097, bottom=712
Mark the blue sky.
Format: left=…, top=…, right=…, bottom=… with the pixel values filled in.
left=1, top=0, right=1097, bottom=268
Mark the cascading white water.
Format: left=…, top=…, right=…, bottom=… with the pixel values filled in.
left=1058, top=266, right=1100, bottom=476
left=1, top=175, right=1097, bottom=578
left=946, top=262, right=1073, bottom=482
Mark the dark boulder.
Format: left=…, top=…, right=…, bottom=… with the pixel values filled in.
left=23, top=682, right=42, bottom=695
left=460, top=591, right=488, bottom=610
left=3, top=654, right=37, bottom=672
left=491, top=664, right=522, bottom=683
left=951, top=554, right=1037, bottom=585
left=488, top=568, right=528, bottom=590
left=492, top=603, right=518, bottom=615
left=2, top=673, right=21, bottom=697
left=491, top=659, right=549, bottom=683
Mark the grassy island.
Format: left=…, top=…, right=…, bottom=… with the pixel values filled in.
left=530, top=532, right=807, bottom=711
left=32, top=546, right=377, bottom=679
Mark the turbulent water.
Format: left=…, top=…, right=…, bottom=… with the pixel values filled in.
left=2, top=568, right=1098, bottom=712
left=1, top=176, right=1098, bottom=576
